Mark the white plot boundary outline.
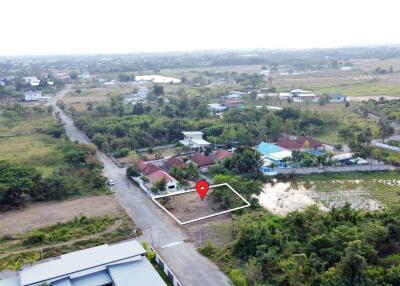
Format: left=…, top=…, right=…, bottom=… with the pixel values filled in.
left=152, top=183, right=251, bottom=225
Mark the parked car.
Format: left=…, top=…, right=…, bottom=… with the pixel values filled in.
left=106, top=179, right=115, bottom=186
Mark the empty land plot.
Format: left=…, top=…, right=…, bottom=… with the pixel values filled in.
left=154, top=184, right=250, bottom=225
left=0, top=195, right=121, bottom=235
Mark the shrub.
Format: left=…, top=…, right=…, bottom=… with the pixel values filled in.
left=229, top=269, right=247, bottom=286
left=113, top=148, right=129, bottom=158
left=126, top=166, right=140, bottom=178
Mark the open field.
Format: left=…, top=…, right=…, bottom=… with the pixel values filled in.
left=0, top=195, right=121, bottom=235
left=184, top=217, right=235, bottom=248
left=0, top=110, right=69, bottom=175
left=62, top=86, right=134, bottom=111
left=161, top=65, right=263, bottom=76
left=259, top=172, right=400, bottom=215
left=351, top=58, right=400, bottom=72
left=310, top=109, right=380, bottom=145
left=0, top=134, right=68, bottom=176
left=154, top=185, right=248, bottom=224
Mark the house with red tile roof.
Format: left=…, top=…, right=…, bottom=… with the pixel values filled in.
left=165, top=156, right=187, bottom=170
left=189, top=153, right=215, bottom=172
left=294, top=136, right=323, bottom=149
left=209, top=149, right=233, bottom=162
left=275, top=138, right=302, bottom=151
left=138, top=161, right=161, bottom=176
left=146, top=170, right=178, bottom=192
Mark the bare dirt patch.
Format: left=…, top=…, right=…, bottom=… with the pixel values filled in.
left=0, top=195, right=121, bottom=235
left=155, top=185, right=248, bottom=224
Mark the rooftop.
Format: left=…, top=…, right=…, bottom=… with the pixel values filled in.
left=138, top=162, right=161, bottom=176
left=190, top=153, right=215, bottom=167
left=0, top=240, right=167, bottom=286
left=165, top=156, right=187, bottom=169
left=209, top=149, right=232, bottom=161
left=257, top=141, right=284, bottom=156
left=147, top=170, right=177, bottom=184
left=275, top=138, right=302, bottom=151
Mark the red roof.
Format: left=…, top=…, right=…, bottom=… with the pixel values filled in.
left=138, top=161, right=161, bottom=176
left=190, top=153, right=215, bottom=167
left=275, top=138, right=302, bottom=150
left=209, top=149, right=233, bottom=161
left=165, top=156, right=187, bottom=169
left=147, top=170, right=176, bottom=184
left=295, top=136, right=323, bottom=148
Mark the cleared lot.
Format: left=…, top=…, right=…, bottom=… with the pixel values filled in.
left=154, top=184, right=249, bottom=224
left=0, top=195, right=121, bottom=235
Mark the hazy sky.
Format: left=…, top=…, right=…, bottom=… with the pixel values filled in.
left=1, top=0, right=399, bottom=55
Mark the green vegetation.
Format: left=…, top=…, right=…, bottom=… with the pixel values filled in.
left=23, top=216, right=115, bottom=246
left=0, top=105, right=107, bottom=209
left=0, top=212, right=137, bottom=272
left=200, top=205, right=400, bottom=286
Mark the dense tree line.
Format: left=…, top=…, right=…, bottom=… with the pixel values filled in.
left=201, top=205, right=400, bottom=286
left=0, top=144, right=106, bottom=210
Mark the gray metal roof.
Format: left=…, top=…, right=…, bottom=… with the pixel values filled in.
left=20, top=240, right=146, bottom=286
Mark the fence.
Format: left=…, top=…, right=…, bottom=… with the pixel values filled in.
left=277, top=164, right=395, bottom=175
left=374, top=142, right=400, bottom=153
left=150, top=246, right=183, bottom=286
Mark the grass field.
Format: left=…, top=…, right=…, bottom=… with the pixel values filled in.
left=311, top=109, right=379, bottom=145
left=0, top=109, right=71, bottom=176
left=0, top=208, right=137, bottom=271
left=296, top=171, right=400, bottom=206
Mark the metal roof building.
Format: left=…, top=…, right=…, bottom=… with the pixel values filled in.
left=0, top=240, right=166, bottom=286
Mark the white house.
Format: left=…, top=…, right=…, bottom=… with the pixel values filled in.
left=0, top=240, right=167, bottom=286
left=23, top=77, right=40, bottom=86
left=227, top=91, right=245, bottom=99
left=147, top=170, right=179, bottom=192
left=208, top=103, right=227, bottom=113
left=328, top=93, right=347, bottom=103
left=179, top=131, right=211, bottom=150
left=279, top=92, right=291, bottom=100
left=24, top=91, right=41, bottom=101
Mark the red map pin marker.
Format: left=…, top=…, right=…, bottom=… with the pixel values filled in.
left=195, top=180, right=209, bottom=200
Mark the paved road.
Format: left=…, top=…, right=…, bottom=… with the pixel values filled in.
left=50, top=88, right=231, bottom=286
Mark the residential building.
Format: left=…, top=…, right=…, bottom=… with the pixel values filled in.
left=0, top=240, right=167, bottom=286
left=147, top=170, right=179, bottom=192
left=209, top=149, right=232, bottom=162
left=138, top=161, right=161, bottom=176
left=227, top=91, right=245, bottom=99
left=189, top=153, right=215, bottom=172
left=275, top=137, right=303, bottom=150
left=256, top=141, right=292, bottom=171
left=332, top=153, right=354, bottom=165
left=23, top=77, right=40, bottom=86
left=225, top=100, right=245, bottom=109
left=24, top=91, right=41, bottom=101
left=294, top=136, right=323, bottom=149
left=179, top=131, right=211, bottom=151
left=328, top=93, right=347, bottom=103
left=257, top=141, right=284, bottom=156
left=208, top=103, right=227, bottom=113
left=165, top=156, right=187, bottom=170
left=278, top=92, right=291, bottom=100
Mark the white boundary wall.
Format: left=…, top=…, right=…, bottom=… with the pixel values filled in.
left=152, top=183, right=251, bottom=225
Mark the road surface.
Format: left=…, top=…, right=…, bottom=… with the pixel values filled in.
left=50, top=88, right=231, bottom=286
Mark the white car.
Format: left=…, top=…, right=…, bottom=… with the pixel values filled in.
left=106, top=179, right=115, bottom=187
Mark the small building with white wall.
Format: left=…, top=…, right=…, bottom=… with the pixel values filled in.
left=179, top=131, right=211, bottom=150
left=24, top=91, right=41, bottom=101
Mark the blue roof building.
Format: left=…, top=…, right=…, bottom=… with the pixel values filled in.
left=256, top=141, right=284, bottom=156
left=0, top=240, right=167, bottom=286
